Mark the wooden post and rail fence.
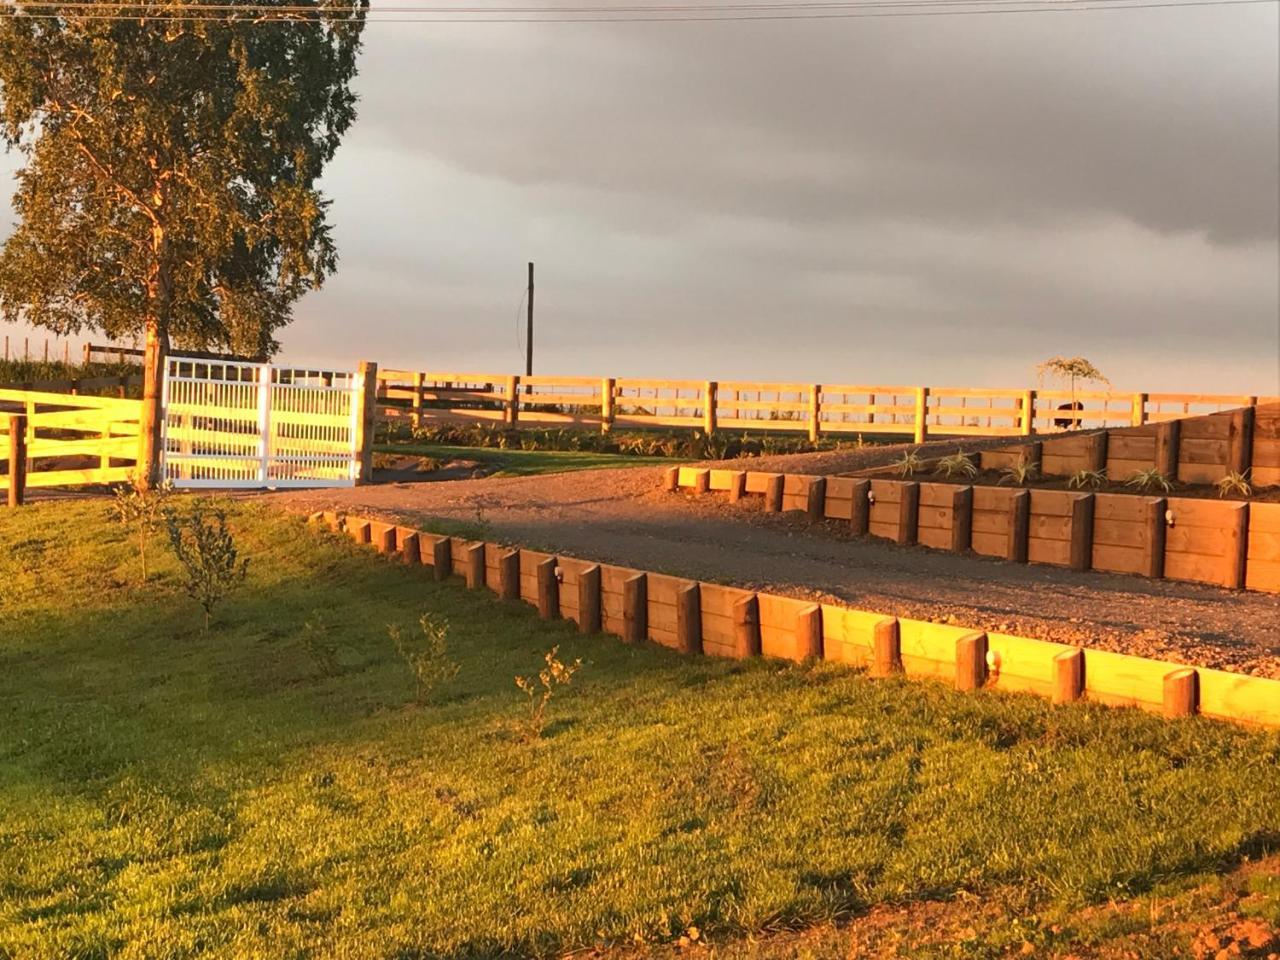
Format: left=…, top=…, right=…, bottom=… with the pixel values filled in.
left=374, top=368, right=1274, bottom=443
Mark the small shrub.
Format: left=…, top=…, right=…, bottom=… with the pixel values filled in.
left=300, top=612, right=342, bottom=678
left=999, top=461, right=1040, bottom=486
left=1215, top=470, right=1252, bottom=498
left=892, top=449, right=925, bottom=478
left=389, top=614, right=458, bottom=704
left=109, top=473, right=173, bottom=582
left=936, top=451, right=978, bottom=480
left=1067, top=468, right=1107, bottom=490
left=515, top=645, right=581, bottom=741
left=163, top=500, right=249, bottom=630
left=1125, top=468, right=1173, bottom=494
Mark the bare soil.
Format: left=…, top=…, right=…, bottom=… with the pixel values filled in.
left=270, top=442, right=1280, bottom=679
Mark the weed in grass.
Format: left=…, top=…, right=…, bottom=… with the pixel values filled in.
left=1068, top=468, right=1107, bottom=490
left=936, top=452, right=978, bottom=480
left=515, top=645, right=581, bottom=740
left=300, top=612, right=342, bottom=678
left=389, top=613, right=459, bottom=703
left=1126, top=468, right=1174, bottom=494
left=164, top=499, right=249, bottom=630
left=1216, top=470, right=1252, bottom=498
left=109, top=473, right=173, bottom=582
left=892, top=449, right=925, bottom=478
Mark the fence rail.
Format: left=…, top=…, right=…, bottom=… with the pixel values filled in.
left=377, top=369, right=1276, bottom=441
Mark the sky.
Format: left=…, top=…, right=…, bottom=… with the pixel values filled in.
left=2, top=3, right=1279, bottom=394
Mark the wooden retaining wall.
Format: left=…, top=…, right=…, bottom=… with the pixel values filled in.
left=669, top=466, right=1275, bottom=594
left=317, top=510, right=1280, bottom=730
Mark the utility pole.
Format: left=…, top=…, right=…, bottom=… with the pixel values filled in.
left=525, top=261, right=534, bottom=379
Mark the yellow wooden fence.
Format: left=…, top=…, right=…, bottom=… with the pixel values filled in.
left=0, top=389, right=143, bottom=494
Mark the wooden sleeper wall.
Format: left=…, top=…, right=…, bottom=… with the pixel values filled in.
left=316, top=509, right=1280, bottom=730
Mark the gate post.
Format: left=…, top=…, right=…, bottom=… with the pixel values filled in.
left=256, top=363, right=272, bottom=485
left=354, top=360, right=379, bottom=484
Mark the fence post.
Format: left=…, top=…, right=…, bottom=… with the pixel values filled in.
left=82, top=343, right=92, bottom=366
left=506, top=375, right=520, bottom=427
left=1131, top=392, right=1148, bottom=427
left=1162, top=668, right=1198, bottom=718
left=354, top=360, right=378, bottom=484
left=703, top=381, right=717, bottom=436
left=1052, top=648, right=1084, bottom=704
left=871, top=618, right=901, bottom=677
left=6, top=415, right=26, bottom=508
left=601, top=377, right=615, bottom=434
left=411, top=372, right=424, bottom=429
left=913, top=387, right=929, bottom=444
left=955, top=632, right=988, bottom=691
left=1020, top=389, right=1036, bottom=436
left=808, top=384, right=821, bottom=442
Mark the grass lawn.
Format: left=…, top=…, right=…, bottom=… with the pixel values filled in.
left=374, top=442, right=682, bottom=476
left=1, top=500, right=1278, bottom=959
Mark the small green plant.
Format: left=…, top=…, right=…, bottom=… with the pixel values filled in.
left=936, top=451, right=978, bottom=479
left=1215, top=470, right=1252, bottom=498
left=388, top=614, right=458, bottom=704
left=1125, top=468, right=1173, bottom=494
left=163, top=500, right=249, bottom=630
left=514, top=645, right=581, bottom=740
left=891, top=449, right=925, bottom=478
left=1067, top=468, right=1107, bottom=490
left=999, top=461, right=1040, bottom=486
left=300, top=612, right=342, bottom=678
left=109, top=472, right=173, bottom=582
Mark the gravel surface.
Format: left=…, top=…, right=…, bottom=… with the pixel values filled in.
left=270, top=459, right=1280, bottom=679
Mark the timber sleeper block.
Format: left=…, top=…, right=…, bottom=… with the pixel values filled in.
left=728, top=471, right=747, bottom=504
left=806, top=478, right=827, bottom=523
left=349, top=520, right=371, bottom=546
left=1052, top=648, right=1084, bottom=705
left=676, top=583, right=702, bottom=656
left=464, top=543, right=485, bottom=590
left=578, top=564, right=602, bottom=634
left=663, top=466, right=679, bottom=493
left=733, top=594, right=762, bottom=658
left=1145, top=498, right=1167, bottom=579
left=536, top=557, right=559, bottom=619
left=897, top=481, right=920, bottom=546
left=871, top=618, right=901, bottom=677
left=431, top=537, right=452, bottom=581
left=375, top=525, right=396, bottom=555
left=795, top=604, right=823, bottom=660
left=498, top=550, right=521, bottom=601
left=1155, top=420, right=1180, bottom=478
left=1008, top=490, right=1030, bottom=563
left=622, top=573, right=648, bottom=644
left=764, top=475, right=784, bottom=513
left=955, top=632, right=988, bottom=692
left=1085, top=432, right=1108, bottom=473
left=950, top=486, right=973, bottom=553
left=693, top=469, right=711, bottom=496
left=400, top=532, right=421, bottom=566
left=1069, top=494, right=1096, bottom=572
left=1229, top=504, right=1249, bottom=591
left=1227, top=406, right=1254, bottom=476
left=1162, top=668, right=1198, bottom=719
left=850, top=479, right=871, bottom=536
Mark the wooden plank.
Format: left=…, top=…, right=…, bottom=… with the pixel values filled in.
left=1197, top=668, right=1280, bottom=726
left=1082, top=648, right=1169, bottom=712
left=757, top=593, right=815, bottom=661
left=897, top=618, right=970, bottom=681
left=819, top=605, right=889, bottom=666
left=822, top=476, right=856, bottom=521
left=699, top=583, right=755, bottom=659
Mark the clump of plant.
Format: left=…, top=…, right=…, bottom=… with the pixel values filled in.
left=300, top=612, right=342, bottom=678
left=892, top=449, right=925, bottom=478
left=999, top=461, right=1039, bottom=486
left=1215, top=470, right=1252, bottom=498
left=1067, top=468, right=1107, bottom=490
left=163, top=500, right=249, bottom=631
left=1125, top=468, right=1173, bottom=494
left=109, top=473, right=173, bottom=582
left=514, top=645, right=581, bottom=741
left=388, top=613, right=458, bottom=704
left=936, top=451, right=978, bottom=480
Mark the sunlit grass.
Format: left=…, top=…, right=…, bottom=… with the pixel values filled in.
left=1, top=499, right=1277, bottom=958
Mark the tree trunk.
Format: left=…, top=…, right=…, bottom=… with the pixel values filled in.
left=139, top=321, right=167, bottom=489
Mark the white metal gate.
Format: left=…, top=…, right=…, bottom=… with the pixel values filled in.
left=161, top=356, right=362, bottom=489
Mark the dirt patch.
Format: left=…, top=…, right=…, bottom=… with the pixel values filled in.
left=267, top=460, right=1280, bottom=678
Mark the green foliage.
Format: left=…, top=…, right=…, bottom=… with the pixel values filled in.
left=1215, top=470, right=1252, bottom=499
left=388, top=613, right=459, bottom=704
left=163, top=499, right=249, bottom=629
left=0, top=3, right=367, bottom=355
left=3, top=501, right=1280, bottom=957
left=1068, top=468, right=1108, bottom=490
left=1126, top=468, right=1174, bottom=494
left=109, top=473, right=173, bottom=582
left=299, top=612, right=342, bottom=678
left=892, top=448, right=925, bottom=477
left=999, top=460, right=1040, bottom=486
left=0, top=357, right=137, bottom=389
left=514, top=645, right=582, bottom=740
left=936, top=451, right=978, bottom=479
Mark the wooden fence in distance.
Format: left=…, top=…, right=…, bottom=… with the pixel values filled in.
left=375, top=368, right=1273, bottom=443
left=319, top=510, right=1280, bottom=730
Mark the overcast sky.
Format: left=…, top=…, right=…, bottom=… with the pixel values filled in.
left=2, top=5, right=1278, bottom=393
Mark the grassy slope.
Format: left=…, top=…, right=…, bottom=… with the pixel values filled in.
left=374, top=442, right=680, bottom=476
left=1, top=500, right=1278, bottom=959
